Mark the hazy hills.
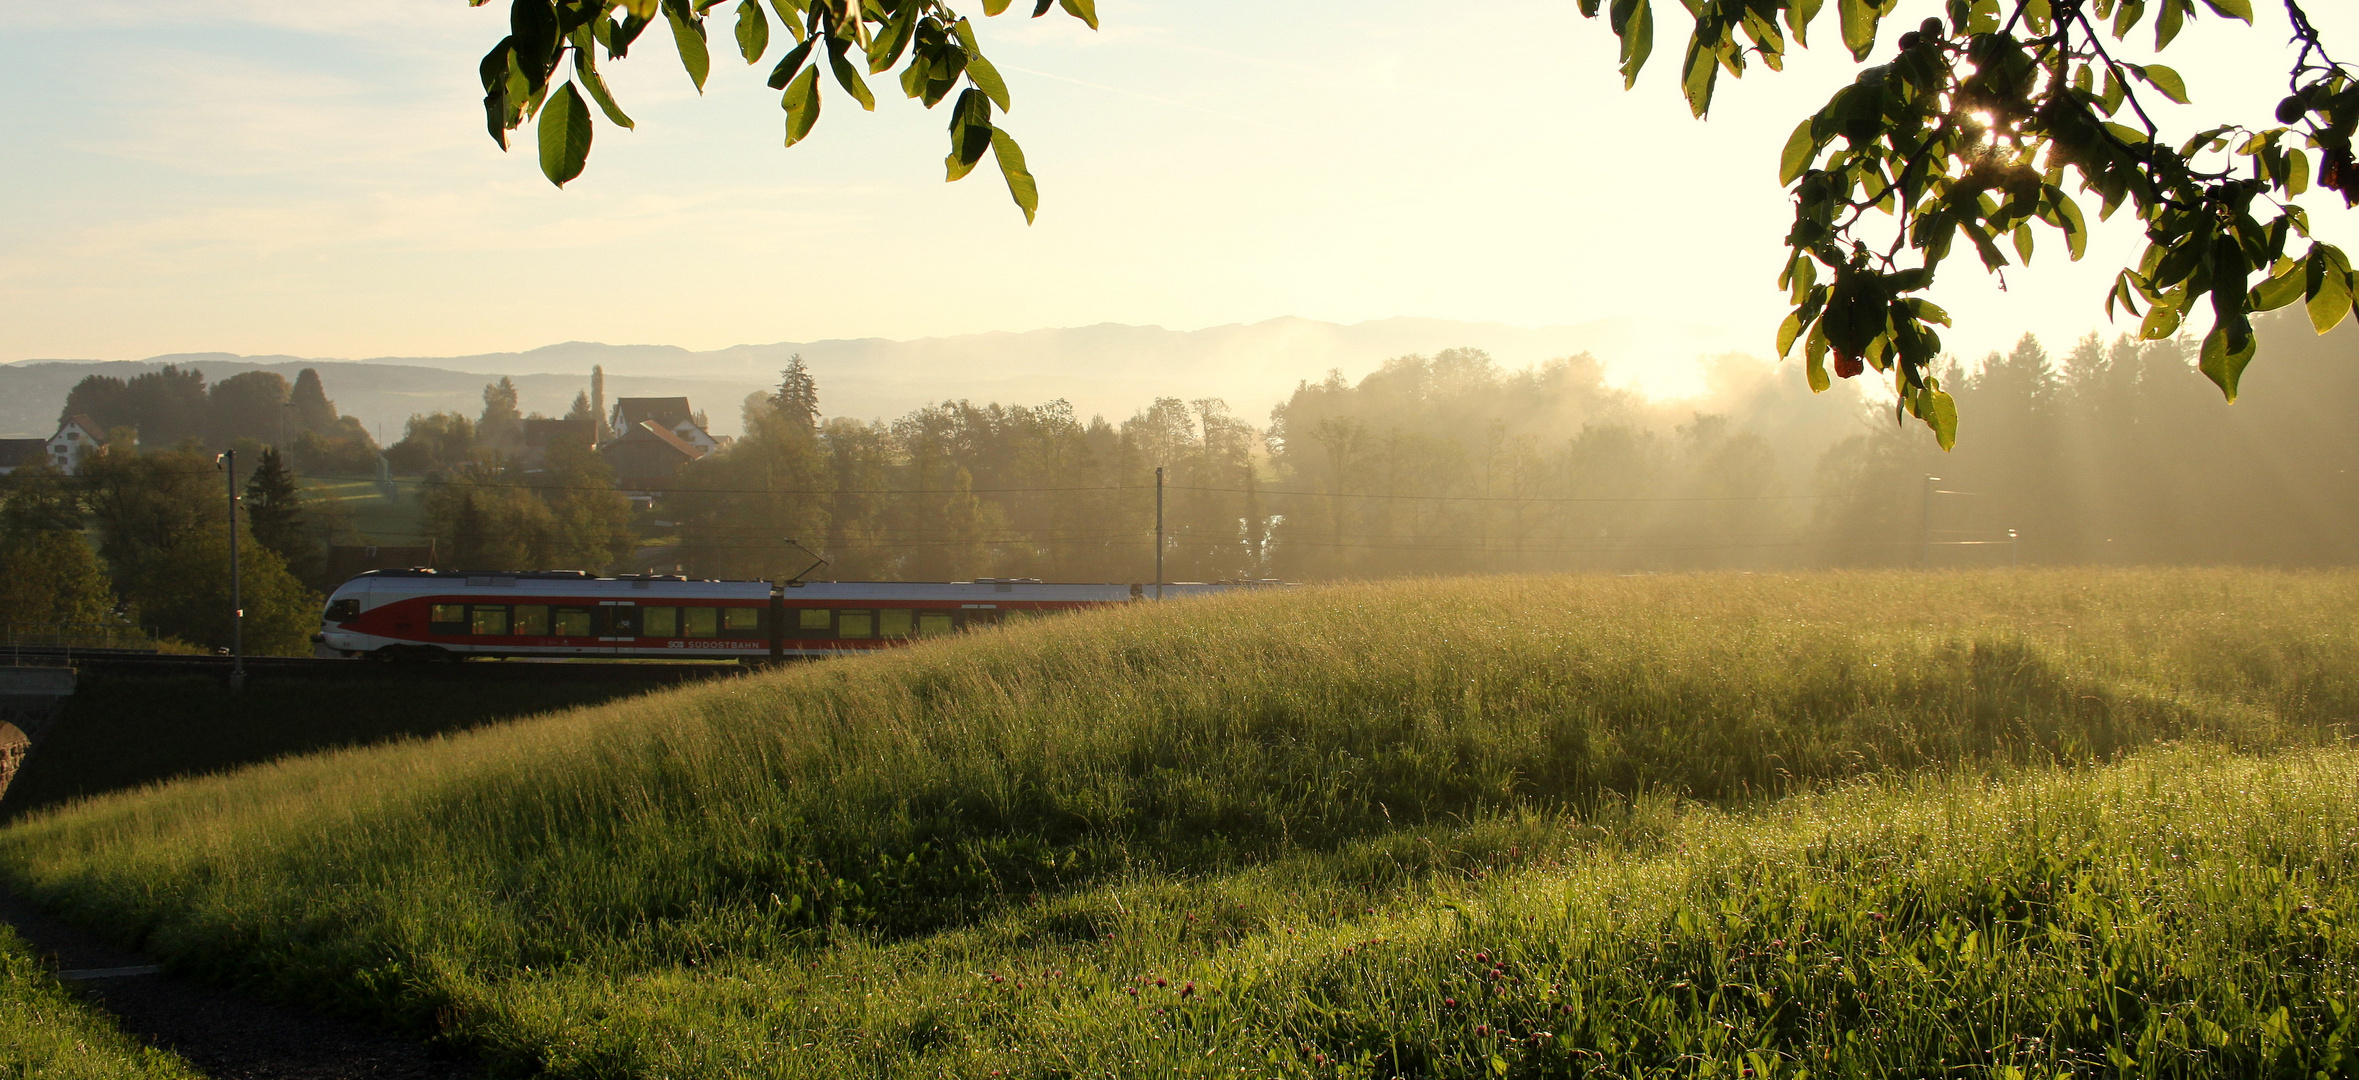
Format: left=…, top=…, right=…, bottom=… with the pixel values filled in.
left=4, top=316, right=1755, bottom=439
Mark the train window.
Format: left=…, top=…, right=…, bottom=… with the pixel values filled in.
left=554, top=607, right=594, bottom=636
left=683, top=607, right=718, bottom=638
left=879, top=608, right=913, bottom=638
left=429, top=604, right=466, bottom=630
left=724, top=607, right=762, bottom=632
left=642, top=607, right=678, bottom=638
left=796, top=608, right=831, bottom=633
left=916, top=611, right=954, bottom=636
left=324, top=599, right=360, bottom=622
left=471, top=606, right=509, bottom=635
left=838, top=610, right=872, bottom=639
left=512, top=605, right=549, bottom=635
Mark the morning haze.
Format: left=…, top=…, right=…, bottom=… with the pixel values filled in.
left=7, top=1, right=2359, bottom=1078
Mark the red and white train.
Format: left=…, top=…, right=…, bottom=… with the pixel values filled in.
left=315, top=570, right=1278, bottom=661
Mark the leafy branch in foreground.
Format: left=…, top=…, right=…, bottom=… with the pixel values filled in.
left=1584, top=0, right=2354, bottom=448
left=471, top=0, right=1094, bottom=221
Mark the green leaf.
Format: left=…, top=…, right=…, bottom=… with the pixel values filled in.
left=1786, top=0, right=1822, bottom=47
left=2252, top=260, right=2305, bottom=310
left=2139, top=295, right=2182, bottom=339
left=1779, top=118, right=1819, bottom=184
left=1610, top=0, right=1653, bottom=87
left=667, top=2, right=711, bottom=91
left=537, top=81, right=594, bottom=187
left=983, top=0, right=1011, bottom=12
left=966, top=54, right=1012, bottom=112
left=1806, top=346, right=1832, bottom=392
left=1680, top=38, right=1720, bottom=117
left=2155, top=0, right=2185, bottom=49
left=735, top=0, right=768, bottom=63
left=2054, top=191, right=2088, bottom=260
left=1777, top=310, right=1807, bottom=357
left=2197, top=0, right=2252, bottom=22
left=991, top=126, right=1038, bottom=223
left=1925, top=388, right=1957, bottom=449
left=945, top=88, right=993, bottom=181
left=1838, top=0, right=1879, bottom=60
left=782, top=65, right=820, bottom=146
left=2307, top=249, right=2352, bottom=334
left=574, top=56, right=635, bottom=128
left=2199, top=322, right=2256, bottom=401
left=1056, top=0, right=1098, bottom=30
left=830, top=43, right=876, bottom=110
left=767, top=36, right=814, bottom=89
left=2138, top=63, right=2188, bottom=104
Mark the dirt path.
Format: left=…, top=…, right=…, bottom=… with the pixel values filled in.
left=0, top=886, right=479, bottom=1080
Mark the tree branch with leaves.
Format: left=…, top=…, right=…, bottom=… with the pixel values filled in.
left=1580, top=0, right=2355, bottom=447
left=472, top=0, right=2348, bottom=449
left=473, top=0, right=1098, bottom=221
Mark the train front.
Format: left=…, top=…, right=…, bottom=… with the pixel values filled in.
left=313, top=578, right=375, bottom=657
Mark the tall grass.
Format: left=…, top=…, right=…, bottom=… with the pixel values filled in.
left=0, top=925, right=199, bottom=1079
left=1, top=569, right=2354, bottom=1076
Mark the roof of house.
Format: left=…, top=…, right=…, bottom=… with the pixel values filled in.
left=522, top=417, right=594, bottom=448
left=0, top=439, right=46, bottom=467
left=628, top=420, right=708, bottom=460
left=612, top=397, right=693, bottom=430
left=58, top=415, right=101, bottom=437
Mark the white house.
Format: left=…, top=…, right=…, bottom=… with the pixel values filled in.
left=45, top=416, right=103, bottom=475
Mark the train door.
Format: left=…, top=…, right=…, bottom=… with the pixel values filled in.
left=595, top=600, right=635, bottom=656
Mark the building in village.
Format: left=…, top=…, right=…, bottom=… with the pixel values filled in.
left=597, top=397, right=718, bottom=494
left=520, top=417, right=596, bottom=471
left=0, top=416, right=104, bottom=476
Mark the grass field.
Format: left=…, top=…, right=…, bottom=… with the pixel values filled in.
left=1, top=569, right=2355, bottom=1077
left=0, top=924, right=199, bottom=1079
left=299, top=475, right=425, bottom=547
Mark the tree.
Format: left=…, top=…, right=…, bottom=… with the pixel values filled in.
left=288, top=368, right=341, bottom=434
left=0, top=532, right=116, bottom=636
left=486, top=0, right=2352, bottom=447
left=122, top=529, right=318, bottom=656
left=533, top=439, right=637, bottom=570
left=386, top=412, right=480, bottom=475
left=208, top=370, right=291, bottom=450
left=479, top=377, right=524, bottom=454
left=79, top=443, right=227, bottom=573
left=244, top=447, right=322, bottom=581
left=0, top=462, right=83, bottom=535
left=771, top=355, right=820, bottom=433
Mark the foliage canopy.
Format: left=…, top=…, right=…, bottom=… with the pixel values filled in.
left=477, top=0, right=2352, bottom=446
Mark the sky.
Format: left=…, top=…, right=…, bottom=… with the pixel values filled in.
left=3, top=0, right=2354, bottom=400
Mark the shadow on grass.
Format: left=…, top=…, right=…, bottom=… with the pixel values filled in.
left=0, top=673, right=687, bottom=824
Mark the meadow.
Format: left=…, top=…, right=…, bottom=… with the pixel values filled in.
left=2, top=569, right=2356, bottom=1078
left=0, top=924, right=198, bottom=1080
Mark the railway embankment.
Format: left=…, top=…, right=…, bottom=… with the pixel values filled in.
left=5, top=569, right=2359, bottom=1077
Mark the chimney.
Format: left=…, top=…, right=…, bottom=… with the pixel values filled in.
left=591, top=365, right=607, bottom=442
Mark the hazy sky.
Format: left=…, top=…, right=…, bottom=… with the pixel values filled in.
left=4, top=0, right=2353, bottom=398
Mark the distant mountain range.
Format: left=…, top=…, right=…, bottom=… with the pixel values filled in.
left=4, top=316, right=1757, bottom=439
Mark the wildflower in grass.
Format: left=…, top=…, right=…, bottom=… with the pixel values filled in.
left=1180, top=981, right=1196, bottom=998
left=1445, top=997, right=1458, bottom=1007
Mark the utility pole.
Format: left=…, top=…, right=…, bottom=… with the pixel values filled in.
left=2009, top=528, right=2020, bottom=569
left=220, top=450, right=245, bottom=690
left=1918, top=475, right=1939, bottom=570
left=1154, top=466, right=1165, bottom=601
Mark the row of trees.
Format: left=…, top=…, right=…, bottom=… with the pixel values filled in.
left=653, top=317, right=2358, bottom=583
left=0, top=444, right=325, bottom=655
left=61, top=366, right=381, bottom=475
